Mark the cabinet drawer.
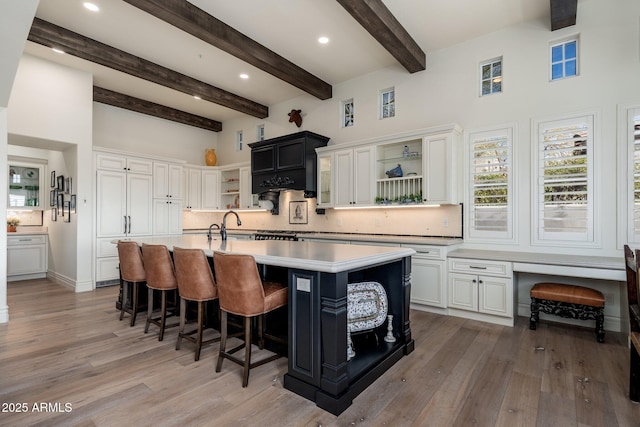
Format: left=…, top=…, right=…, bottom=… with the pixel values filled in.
left=7, top=235, right=47, bottom=246
left=97, top=238, right=119, bottom=258
left=448, top=258, right=512, bottom=278
left=96, top=257, right=121, bottom=281
left=402, top=244, right=444, bottom=260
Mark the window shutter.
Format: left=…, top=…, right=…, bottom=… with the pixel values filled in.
left=467, top=128, right=513, bottom=241
left=535, top=115, right=594, bottom=244
left=630, top=110, right=640, bottom=241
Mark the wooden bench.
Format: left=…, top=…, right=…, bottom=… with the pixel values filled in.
left=529, top=282, right=605, bottom=343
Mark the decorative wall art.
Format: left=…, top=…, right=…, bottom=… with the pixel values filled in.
left=65, top=177, right=72, bottom=194
left=57, top=192, right=64, bottom=215
left=51, top=171, right=56, bottom=188
left=57, top=175, right=64, bottom=191
left=50, top=189, right=57, bottom=207
left=63, top=201, right=71, bottom=223
left=70, top=195, right=77, bottom=213
left=51, top=206, right=57, bottom=222
left=289, top=201, right=308, bottom=224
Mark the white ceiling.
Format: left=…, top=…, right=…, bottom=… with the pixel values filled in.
left=25, top=0, right=550, bottom=124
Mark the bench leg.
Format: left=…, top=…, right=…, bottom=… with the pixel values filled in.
left=596, top=308, right=605, bottom=343
left=529, top=298, right=539, bottom=330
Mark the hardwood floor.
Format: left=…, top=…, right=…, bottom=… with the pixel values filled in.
left=0, top=279, right=638, bottom=426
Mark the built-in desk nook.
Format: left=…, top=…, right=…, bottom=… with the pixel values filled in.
left=115, top=236, right=416, bottom=415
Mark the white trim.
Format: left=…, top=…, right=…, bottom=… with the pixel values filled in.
left=0, top=305, right=8, bottom=323
left=619, top=102, right=640, bottom=246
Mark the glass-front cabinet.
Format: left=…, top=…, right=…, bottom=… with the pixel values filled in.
left=375, top=138, right=423, bottom=204
left=317, top=153, right=333, bottom=207
left=8, top=161, right=45, bottom=210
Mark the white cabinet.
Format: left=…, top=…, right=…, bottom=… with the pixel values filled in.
left=447, top=258, right=513, bottom=321
left=153, top=162, right=183, bottom=199
left=183, top=166, right=202, bottom=210
left=7, top=234, right=48, bottom=280
left=316, top=153, right=333, bottom=207
left=95, top=151, right=153, bottom=284
left=201, top=169, right=220, bottom=210
left=8, top=160, right=46, bottom=210
left=239, top=166, right=259, bottom=209
left=402, top=244, right=448, bottom=309
left=424, top=133, right=458, bottom=204
left=334, top=146, right=374, bottom=207
left=153, top=198, right=183, bottom=235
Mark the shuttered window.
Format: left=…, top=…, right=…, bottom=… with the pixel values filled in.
left=533, top=114, right=595, bottom=245
left=627, top=107, right=640, bottom=242
left=466, top=127, right=514, bottom=241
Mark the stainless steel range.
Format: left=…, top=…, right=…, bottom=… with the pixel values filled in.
left=254, top=230, right=299, bottom=241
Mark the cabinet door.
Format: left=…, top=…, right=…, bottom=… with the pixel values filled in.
left=126, top=157, right=153, bottom=175
left=127, top=174, right=153, bottom=236
left=334, top=149, right=353, bottom=206
left=424, top=134, right=455, bottom=204
left=410, top=257, right=446, bottom=307
left=168, top=164, right=183, bottom=198
left=96, top=153, right=127, bottom=171
left=239, top=167, right=258, bottom=209
left=153, top=162, right=170, bottom=198
left=168, top=200, right=183, bottom=234
left=202, top=170, right=220, bottom=210
left=317, top=153, right=333, bottom=207
left=185, top=167, right=202, bottom=209
left=353, top=146, right=374, bottom=205
left=152, top=199, right=170, bottom=235
left=478, top=276, right=512, bottom=317
left=96, top=170, right=127, bottom=237
left=7, top=244, right=46, bottom=276
left=448, top=272, right=478, bottom=311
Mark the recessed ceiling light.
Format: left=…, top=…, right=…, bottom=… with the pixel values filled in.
left=52, top=48, right=65, bottom=54
left=83, top=2, right=100, bottom=12
left=193, top=95, right=201, bottom=100
left=318, top=36, right=329, bottom=44
left=239, top=73, right=249, bottom=79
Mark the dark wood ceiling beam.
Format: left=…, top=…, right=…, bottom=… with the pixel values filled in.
left=28, top=18, right=268, bottom=119
left=336, top=0, right=425, bottom=73
left=550, top=0, right=578, bottom=31
left=122, top=0, right=332, bottom=100
left=93, top=86, right=222, bottom=132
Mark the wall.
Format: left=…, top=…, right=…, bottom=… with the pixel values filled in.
left=93, top=103, right=218, bottom=165
left=0, top=108, right=8, bottom=322
left=213, top=0, right=640, bottom=259
left=8, top=54, right=93, bottom=292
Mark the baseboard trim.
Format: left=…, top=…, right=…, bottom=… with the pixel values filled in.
left=0, top=305, right=8, bottom=323
left=46, top=272, right=95, bottom=293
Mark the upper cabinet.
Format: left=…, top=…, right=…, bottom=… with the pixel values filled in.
left=8, top=161, right=46, bottom=210
left=316, top=124, right=461, bottom=208
left=153, top=162, right=183, bottom=199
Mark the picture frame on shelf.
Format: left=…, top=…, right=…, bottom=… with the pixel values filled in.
left=70, top=195, right=76, bottom=213
left=57, top=175, right=64, bottom=191
left=51, top=171, right=56, bottom=188
left=289, top=201, right=308, bottom=224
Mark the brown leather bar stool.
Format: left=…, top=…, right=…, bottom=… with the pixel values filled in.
left=141, top=244, right=179, bottom=341
left=117, top=241, right=146, bottom=327
left=173, top=247, right=220, bottom=361
left=213, top=251, right=287, bottom=387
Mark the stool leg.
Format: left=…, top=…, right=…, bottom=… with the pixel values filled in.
left=258, top=314, right=265, bottom=350
left=158, top=290, right=167, bottom=342
left=120, top=281, right=128, bottom=321
left=631, top=344, right=640, bottom=402
left=176, top=298, right=187, bottom=351
left=596, top=308, right=605, bottom=343
left=216, top=311, right=228, bottom=373
left=242, top=316, right=252, bottom=388
left=529, top=298, right=539, bottom=330
left=195, top=301, right=204, bottom=361
left=144, top=287, right=153, bottom=333
left=130, top=282, right=138, bottom=327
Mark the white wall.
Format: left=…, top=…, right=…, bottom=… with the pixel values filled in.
left=93, top=103, right=218, bottom=165
left=214, top=0, right=640, bottom=258
left=0, top=108, right=8, bottom=322
left=8, top=54, right=94, bottom=292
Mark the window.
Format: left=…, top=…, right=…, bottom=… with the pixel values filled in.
left=532, top=113, right=596, bottom=246
left=480, top=57, right=502, bottom=96
left=380, top=88, right=395, bottom=119
left=236, top=131, right=243, bottom=151
left=466, top=126, right=514, bottom=241
left=257, top=124, right=265, bottom=141
left=550, top=38, right=578, bottom=81
left=624, top=105, right=640, bottom=243
left=342, top=99, right=354, bottom=127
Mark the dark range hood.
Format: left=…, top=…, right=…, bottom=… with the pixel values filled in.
left=249, top=131, right=330, bottom=198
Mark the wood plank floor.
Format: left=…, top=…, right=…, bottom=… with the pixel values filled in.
left=0, top=279, right=638, bottom=426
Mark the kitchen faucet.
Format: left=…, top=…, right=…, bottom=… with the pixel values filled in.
left=207, top=223, right=220, bottom=242
left=220, top=210, right=241, bottom=241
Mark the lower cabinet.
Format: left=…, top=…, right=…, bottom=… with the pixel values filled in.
left=447, top=257, right=513, bottom=323
left=7, top=234, right=48, bottom=281
left=402, top=244, right=447, bottom=308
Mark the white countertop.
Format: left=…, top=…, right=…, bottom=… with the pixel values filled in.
left=118, top=235, right=415, bottom=273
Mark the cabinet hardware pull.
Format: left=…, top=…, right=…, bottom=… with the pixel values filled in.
left=18, top=239, right=32, bottom=242
left=479, top=280, right=483, bottom=284
left=472, top=279, right=477, bottom=283
left=128, top=216, right=131, bottom=234
left=470, top=265, right=487, bottom=270
left=124, top=216, right=127, bottom=234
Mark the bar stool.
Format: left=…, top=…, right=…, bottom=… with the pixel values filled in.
left=173, top=247, right=220, bottom=361
left=117, top=241, right=146, bottom=327
left=141, top=244, right=179, bottom=341
left=213, top=251, right=287, bottom=387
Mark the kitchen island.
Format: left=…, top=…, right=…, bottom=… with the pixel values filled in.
left=117, top=235, right=416, bottom=415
